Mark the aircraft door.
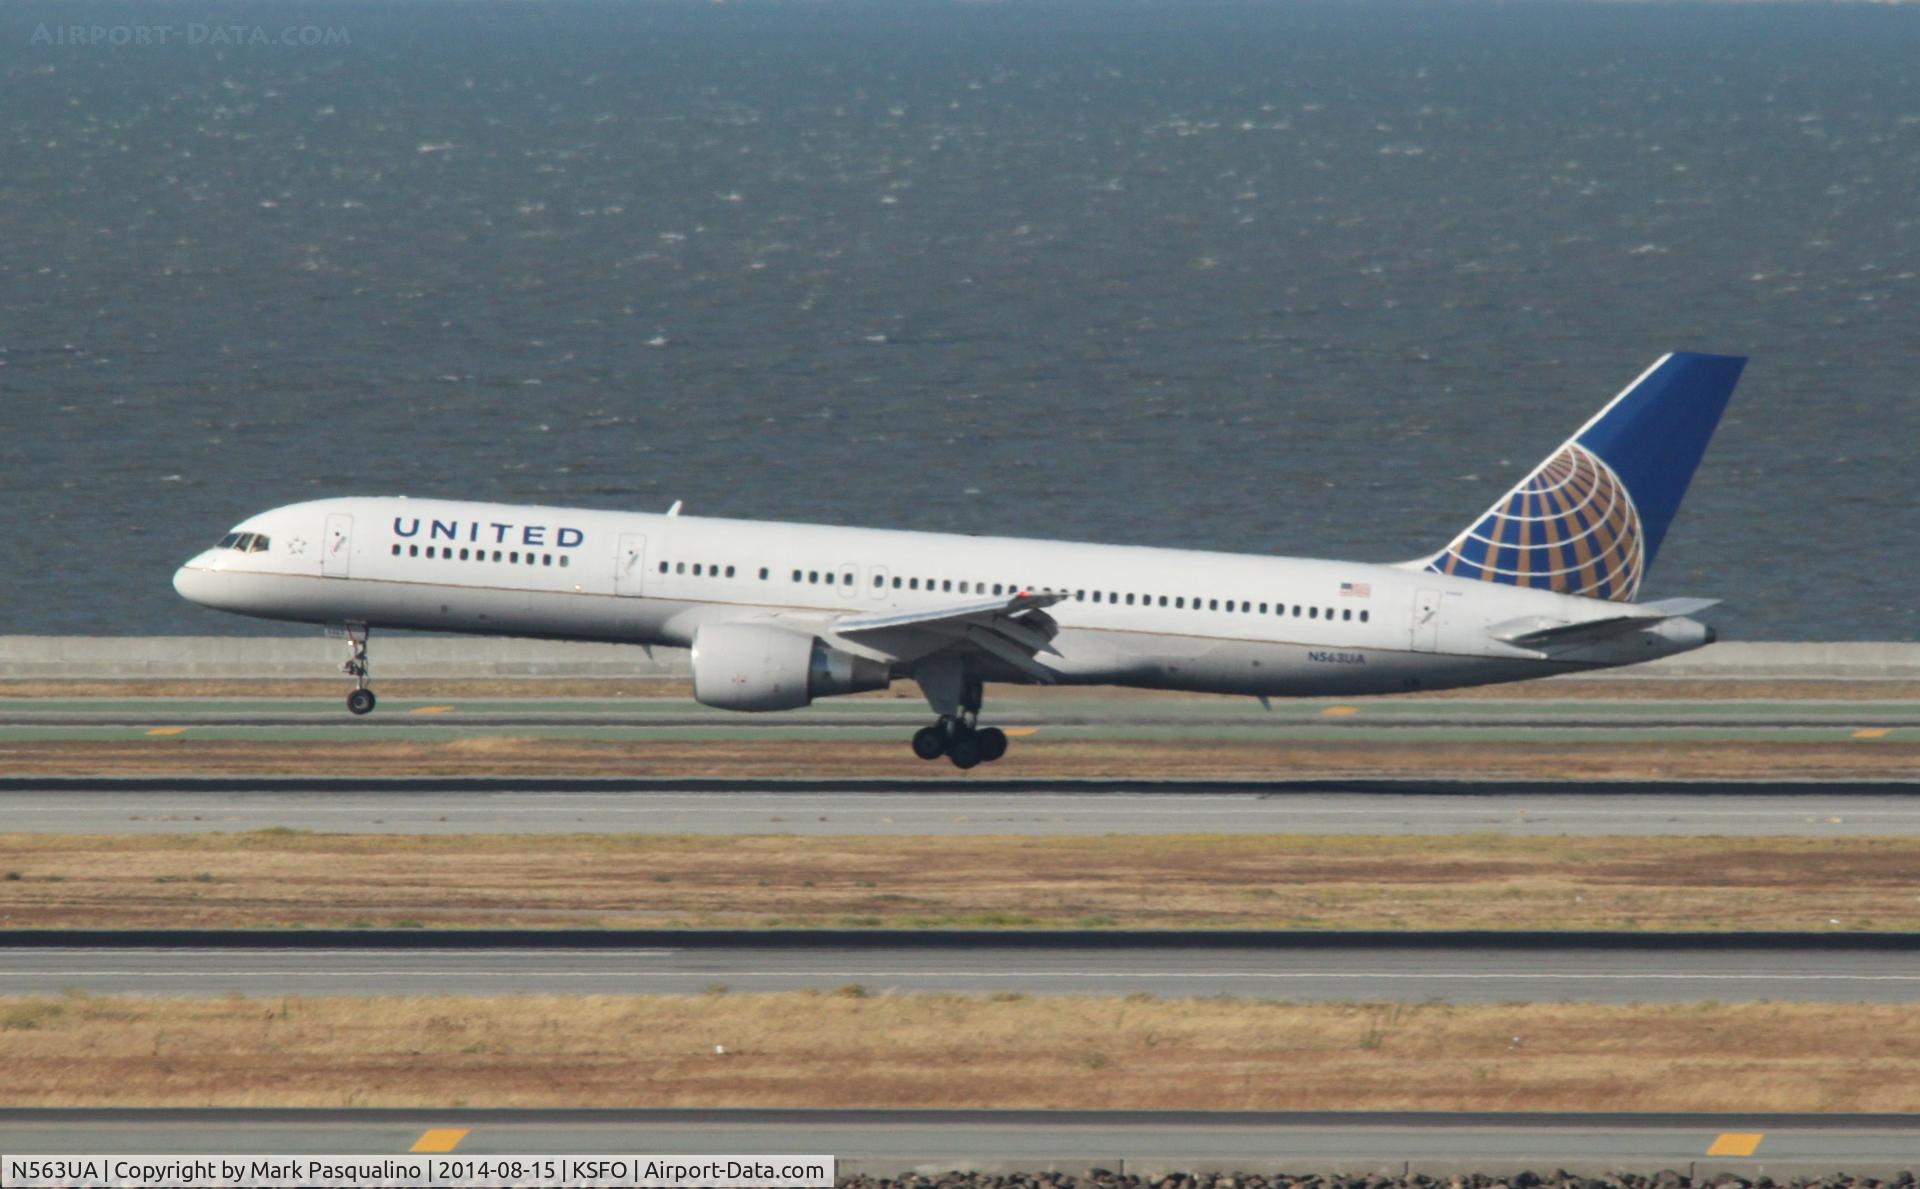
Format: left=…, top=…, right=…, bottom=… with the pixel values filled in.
left=616, top=534, right=647, bottom=597
left=868, top=565, right=890, bottom=602
left=1411, top=588, right=1442, bottom=652
left=322, top=514, right=353, bottom=579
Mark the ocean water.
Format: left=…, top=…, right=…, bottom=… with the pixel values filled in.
left=0, top=1, right=1915, bottom=639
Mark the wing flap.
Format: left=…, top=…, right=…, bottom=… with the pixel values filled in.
left=832, top=589, right=1070, bottom=674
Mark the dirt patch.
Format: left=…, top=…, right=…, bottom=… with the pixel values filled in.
left=3, top=992, right=1918, bottom=1111
left=4, top=833, right=1918, bottom=931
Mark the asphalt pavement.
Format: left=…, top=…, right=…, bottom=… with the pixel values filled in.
left=5, top=943, right=1917, bottom=1002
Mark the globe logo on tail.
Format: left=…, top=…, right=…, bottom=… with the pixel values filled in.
left=1426, top=441, right=1645, bottom=602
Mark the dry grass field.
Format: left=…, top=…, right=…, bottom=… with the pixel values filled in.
left=3, top=992, right=1917, bottom=1111
left=2, top=735, right=1917, bottom=780
left=4, top=832, right=1917, bottom=931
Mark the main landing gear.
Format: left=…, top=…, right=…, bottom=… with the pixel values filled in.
left=911, top=720, right=1008, bottom=770
left=908, top=668, right=1009, bottom=770
left=337, top=624, right=377, bottom=716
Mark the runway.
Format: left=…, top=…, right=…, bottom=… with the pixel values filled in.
left=0, top=1109, right=1915, bottom=1173
left=7, top=942, right=1918, bottom=1002
left=6, top=778, right=1920, bottom=835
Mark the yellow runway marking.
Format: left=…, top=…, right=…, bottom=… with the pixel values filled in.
left=1853, top=728, right=1890, bottom=739
left=409, top=706, right=456, bottom=715
left=1322, top=706, right=1359, bottom=717
left=1004, top=727, right=1041, bottom=737
left=144, top=727, right=188, bottom=737
left=409, top=1128, right=469, bottom=1153
left=1706, top=1132, right=1763, bottom=1157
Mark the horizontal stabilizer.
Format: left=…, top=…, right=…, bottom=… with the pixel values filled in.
left=1490, top=597, right=1721, bottom=650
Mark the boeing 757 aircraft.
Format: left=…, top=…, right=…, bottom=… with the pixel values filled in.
left=176, top=352, right=1745, bottom=767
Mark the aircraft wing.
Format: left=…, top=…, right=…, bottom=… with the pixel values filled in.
left=1489, top=597, right=1721, bottom=650
left=830, top=590, right=1071, bottom=681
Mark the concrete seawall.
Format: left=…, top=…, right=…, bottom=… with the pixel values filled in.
left=3, top=637, right=1918, bottom=681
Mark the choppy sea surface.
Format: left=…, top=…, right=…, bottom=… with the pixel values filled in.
left=1, top=1, right=1916, bottom=640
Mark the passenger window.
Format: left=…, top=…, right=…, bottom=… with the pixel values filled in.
left=658, top=562, right=669, bottom=574
left=1292, top=605, right=1302, bottom=617
left=1309, top=606, right=1318, bottom=619
left=792, top=569, right=802, bottom=582
left=1259, top=602, right=1268, bottom=614
left=892, top=577, right=902, bottom=589
left=1075, top=590, right=1085, bottom=601
left=1175, top=597, right=1185, bottom=609
left=1360, top=610, right=1370, bottom=623
left=693, top=563, right=703, bottom=576
left=1209, top=599, right=1219, bottom=611
left=809, top=571, right=819, bottom=584
left=561, top=556, right=570, bottom=568
left=1092, top=591, right=1102, bottom=603
left=408, top=545, right=419, bottom=557
left=1225, top=600, right=1235, bottom=612
left=543, top=554, right=553, bottom=566
left=527, top=554, right=536, bottom=566
left=993, top=584, right=1003, bottom=595
left=425, top=546, right=436, bottom=559
left=390, top=544, right=400, bottom=556
left=493, top=551, right=503, bottom=562
left=943, top=580, right=953, bottom=592
left=676, top=562, right=686, bottom=575
left=510, top=552, right=520, bottom=564
left=760, top=568, right=769, bottom=580
left=726, top=565, right=736, bottom=578
left=1123, top=594, right=1133, bottom=606
left=909, top=578, right=919, bottom=590
left=959, top=581, right=970, bottom=594
left=1342, top=608, right=1351, bottom=621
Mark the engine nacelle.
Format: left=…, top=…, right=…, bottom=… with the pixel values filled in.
left=690, top=622, right=890, bottom=712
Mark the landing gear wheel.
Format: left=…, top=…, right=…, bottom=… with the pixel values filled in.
left=347, top=688, right=377, bottom=716
left=975, top=726, right=1008, bottom=763
left=946, top=728, right=982, bottom=770
left=911, top=724, right=947, bottom=761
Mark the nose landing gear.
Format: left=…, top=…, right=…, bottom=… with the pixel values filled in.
left=335, top=624, right=377, bottom=715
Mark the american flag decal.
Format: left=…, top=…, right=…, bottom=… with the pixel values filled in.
left=1340, top=581, right=1371, bottom=597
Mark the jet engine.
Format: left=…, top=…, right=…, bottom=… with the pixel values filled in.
left=690, top=622, right=890, bottom=712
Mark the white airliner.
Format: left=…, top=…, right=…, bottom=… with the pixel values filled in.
left=176, top=353, right=1745, bottom=767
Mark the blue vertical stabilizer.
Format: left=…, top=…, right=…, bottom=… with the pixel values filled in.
left=1418, top=353, right=1745, bottom=602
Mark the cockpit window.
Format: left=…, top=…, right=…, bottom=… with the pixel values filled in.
left=218, top=533, right=241, bottom=549
left=248, top=536, right=270, bottom=553
left=233, top=533, right=256, bottom=551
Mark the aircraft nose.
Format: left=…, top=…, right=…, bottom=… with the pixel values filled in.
left=173, top=560, right=215, bottom=606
